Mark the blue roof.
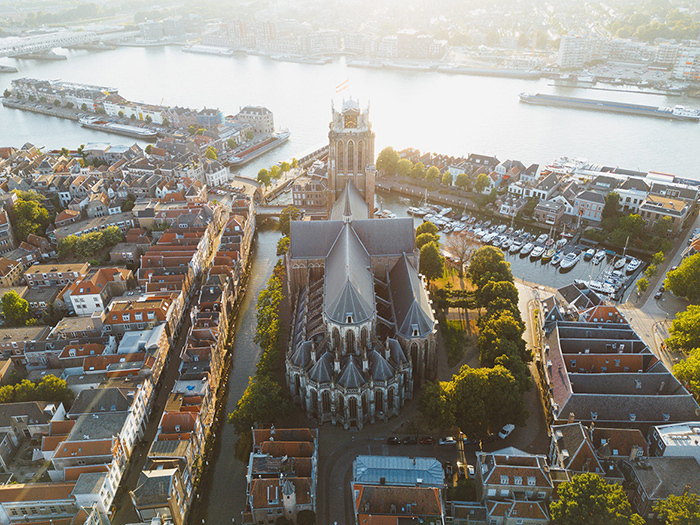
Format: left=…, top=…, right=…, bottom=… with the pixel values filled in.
left=353, top=455, right=443, bottom=487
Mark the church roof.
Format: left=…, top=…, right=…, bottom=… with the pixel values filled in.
left=290, top=341, right=312, bottom=368
left=338, top=356, right=367, bottom=388
left=330, top=180, right=368, bottom=221
left=369, top=350, right=395, bottom=382
left=387, top=338, right=408, bottom=366
left=324, top=224, right=374, bottom=325
left=308, top=352, right=333, bottom=383
left=389, top=254, right=435, bottom=339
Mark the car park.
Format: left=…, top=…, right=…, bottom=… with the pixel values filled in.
left=439, top=436, right=457, bottom=445
left=498, top=424, right=515, bottom=439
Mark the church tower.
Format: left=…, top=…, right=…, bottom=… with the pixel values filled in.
left=327, top=99, right=376, bottom=217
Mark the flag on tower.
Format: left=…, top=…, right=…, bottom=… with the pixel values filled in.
left=335, top=79, right=349, bottom=93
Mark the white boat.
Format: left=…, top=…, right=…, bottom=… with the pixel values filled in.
left=438, top=207, right=452, bottom=216
left=542, top=247, right=556, bottom=261
left=583, top=248, right=595, bottom=261
left=496, top=224, right=507, bottom=234
left=531, top=245, right=545, bottom=259
left=592, top=250, right=606, bottom=265
left=501, top=238, right=513, bottom=250
left=407, top=206, right=422, bottom=215
left=536, top=234, right=549, bottom=244
left=510, top=240, right=523, bottom=254
left=560, top=251, right=580, bottom=270
left=614, top=257, right=627, bottom=270
left=586, top=280, right=616, bottom=295
left=492, top=235, right=504, bottom=247
left=551, top=252, right=563, bottom=266
left=520, top=242, right=534, bottom=256
left=626, top=258, right=642, bottom=273
left=556, top=238, right=568, bottom=249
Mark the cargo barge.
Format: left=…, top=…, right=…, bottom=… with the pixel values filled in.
left=225, top=130, right=291, bottom=167
left=79, top=117, right=158, bottom=141
left=519, top=93, right=700, bottom=121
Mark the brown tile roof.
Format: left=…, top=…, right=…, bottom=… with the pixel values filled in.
left=592, top=427, right=648, bottom=457
left=259, top=441, right=315, bottom=458
left=0, top=482, right=76, bottom=502
left=64, top=464, right=109, bottom=481
left=53, top=439, right=113, bottom=459
left=354, top=484, right=442, bottom=517
left=250, top=477, right=312, bottom=508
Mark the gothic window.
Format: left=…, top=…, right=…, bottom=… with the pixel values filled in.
left=358, top=141, right=364, bottom=172
left=338, top=394, right=345, bottom=415
left=388, top=388, right=395, bottom=410
left=311, top=390, right=318, bottom=412
left=322, top=391, right=331, bottom=413
left=361, top=327, right=368, bottom=349
left=362, top=394, right=368, bottom=416
left=410, top=342, right=418, bottom=372
left=337, top=141, right=344, bottom=173
left=295, top=375, right=301, bottom=395
left=332, top=328, right=340, bottom=350
left=346, top=330, right=356, bottom=355
left=375, top=390, right=383, bottom=413
left=347, top=141, right=355, bottom=174
left=349, top=397, right=358, bottom=419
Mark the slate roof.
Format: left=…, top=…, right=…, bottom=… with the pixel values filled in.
left=308, top=351, right=333, bottom=383
left=576, top=190, right=606, bottom=204
left=389, top=254, right=435, bottom=339
left=368, top=350, right=395, bottom=382
left=330, top=180, right=368, bottom=220
left=324, top=224, right=374, bottom=324
left=68, top=387, right=133, bottom=417
left=353, top=455, right=443, bottom=487
left=337, top=355, right=366, bottom=388
left=632, top=457, right=700, bottom=500
left=131, top=469, right=176, bottom=506
left=72, top=472, right=107, bottom=496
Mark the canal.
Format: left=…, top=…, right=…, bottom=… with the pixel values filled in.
left=193, top=226, right=280, bottom=524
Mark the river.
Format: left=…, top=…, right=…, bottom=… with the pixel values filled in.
left=1, top=46, right=700, bottom=180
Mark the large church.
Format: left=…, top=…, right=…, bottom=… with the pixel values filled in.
left=284, top=100, right=437, bottom=430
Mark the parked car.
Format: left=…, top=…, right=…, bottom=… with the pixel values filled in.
left=419, top=436, right=434, bottom=445
left=467, top=464, right=475, bottom=478
left=439, top=436, right=457, bottom=445
left=456, top=461, right=466, bottom=479
left=498, top=424, right=515, bottom=439
left=402, top=436, right=418, bottom=445
left=387, top=437, right=400, bottom=445
left=462, top=436, right=479, bottom=446
left=655, top=290, right=664, bottom=300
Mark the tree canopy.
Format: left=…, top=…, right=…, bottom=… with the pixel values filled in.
left=476, top=280, right=519, bottom=310
left=0, top=375, right=74, bottom=406
left=278, top=206, right=301, bottom=236
left=257, top=168, right=271, bottom=187
left=666, top=305, right=700, bottom=352
left=227, top=375, right=290, bottom=434
left=419, top=241, right=444, bottom=285
left=673, top=348, right=700, bottom=401
left=396, top=159, right=412, bottom=178
left=474, top=173, right=490, bottom=193
left=376, top=147, right=400, bottom=175
left=416, top=232, right=440, bottom=250
left=411, top=162, right=426, bottom=181
left=653, top=492, right=700, bottom=525
left=441, top=171, right=453, bottom=186
left=602, top=191, right=621, bottom=221
left=416, top=221, right=439, bottom=236
left=10, top=191, right=50, bottom=242
left=455, top=173, right=469, bottom=189
left=466, top=246, right=513, bottom=290
left=58, top=226, right=122, bottom=260
left=666, top=254, right=700, bottom=304
left=426, top=166, right=440, bottom=183
left=0, top=291, right=34, bottom=327
left=550, top=473, right=644, bottom=525
left=477, top=311, right=528, bottom=367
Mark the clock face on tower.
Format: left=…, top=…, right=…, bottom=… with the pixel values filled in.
left=344, top=114, right=357, bottom=128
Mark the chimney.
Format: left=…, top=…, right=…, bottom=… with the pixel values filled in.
left=568, top=412, right=575, bottom=424
left=628, top=445, right=639, bottom=461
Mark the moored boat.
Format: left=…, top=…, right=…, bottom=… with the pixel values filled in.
left=583, top=248, right=595, bottom=261
left=531, top=245, right=545, bottom=260
left=592, top=250, right=606, bottom=265
left=560, top=251, right=580, bottom=270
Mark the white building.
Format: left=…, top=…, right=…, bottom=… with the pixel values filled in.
left=203, top=159, right=229, bottom=188
left=673, top=46, right=700, bottom=81
left=234, top=106, right=274, bottom=134
left=558, top=35, right=591, bottom=69
left=650, top=422, right=700, bottom=462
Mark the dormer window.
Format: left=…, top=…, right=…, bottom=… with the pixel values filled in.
left=346, top=314, right=353, bottom=324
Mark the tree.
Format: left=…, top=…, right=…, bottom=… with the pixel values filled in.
left=419, top=242, right=444, bottom=285
left=118, top=110, right=125, bottom=117
left=397, top=159, right=412, bottom=178
left=477, top=311, right=527, bottom=366
left=652, top=251, right=666, bottom=265
left=278, top=206, right=301, bottom=236
left=476, top=280, right=519, bottom=310
left=1, top=291, right=33, bottom=327
left=53, top=99, right=60, bottom=106
left=257, top=168, right=271, bottom=187
left=666, top=254, right=700, bottom=304
left=426, top=166, right=440, bottom=183
left=411, top=162, right=426, bottom=181
left=35, top=375, right=74, bottom=406
left=666, top=305, right=700, bottom=352
left=130, top=114, right=135, bottom=120
left=474, top=173, right=490, bottom=193
left=297, top=510, right=316, bottom=525
left=2, top=89, right=10, bottom=98
left=291, top=158, right=298, bottom=169
left=673, top=348, right=700, bottom=400
left=441, top=171, right=453, bottom=186
left=81, top=103, right=88, bottom=111
left=145, top=115, right=152, bottom=123
left=645, top=264, right=657, bottom=279
left=653, top=216, right=674, bottom=238
left=445, top=234, right=477, bottom=277
left=270, top=165, right=281, bottom=180
left=455, top=173, right=469, bottom=189
left=466, top=246, right=513, bottom=290
left=245, top=130, right=254, bottom=141
left=416, top=221, right=439, bottom=236
left=204, top=146, right=218, bottom=160
left=280, top=161, right=291, bottom=173
left=654, top=492, right=700, bottom=525
left=145, top=144, right=153, bottom=154
left=637, top=277, right=649, bottom=294
left=228, top=375, right=291, bottom=434
left=162, top=117, right=170, bottom=127
left=416, top=232, right=440, bottom=250
left=376, top=147, right=400, bottom=175
left=602, top=191, right=621, bottom=220
left=14, top=380, right=37, bottom=402
left=65, top=101, right=73, bottom=109
left=550, top=473, right=645, bottom=525
left=419, top=381, right=455, bottom=431
left=9, top=191, right=50, bottom=241
left=276, top=236, right=290, bottom=256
